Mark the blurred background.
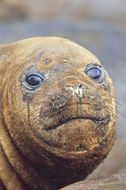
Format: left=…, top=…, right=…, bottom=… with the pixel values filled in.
left=0, top=0, right=126, bottom=179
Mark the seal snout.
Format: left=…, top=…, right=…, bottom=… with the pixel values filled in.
left=49, top=77, right=111, bottom=132
left=52, top=83, right=85, bottom=110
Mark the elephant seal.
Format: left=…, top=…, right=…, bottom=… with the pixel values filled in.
left=0, top=37, right=117, bottom=190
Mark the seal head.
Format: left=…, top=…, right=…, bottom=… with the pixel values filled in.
left=0, top=37, right=117, bottom=189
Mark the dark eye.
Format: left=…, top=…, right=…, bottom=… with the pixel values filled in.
left=26, top=74, right=43, bottom=86
left=86, top=67, right=101, bottom=79
left=85, top=64, right=105, bottom=83
left=23, top=71, right=44, bottom=90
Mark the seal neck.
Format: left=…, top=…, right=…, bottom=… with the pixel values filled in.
left=0, top=82, right=60, bottom=190
left=0, top=116, right=56, bottom=190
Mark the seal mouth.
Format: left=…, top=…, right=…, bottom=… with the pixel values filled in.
left=45, top=114, right=110, bottom=131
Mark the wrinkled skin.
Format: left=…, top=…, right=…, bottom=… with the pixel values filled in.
left=0, top=37, right=117, bottom=190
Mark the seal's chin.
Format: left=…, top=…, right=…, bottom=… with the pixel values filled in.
left=38, top=115, right=110, bottom=154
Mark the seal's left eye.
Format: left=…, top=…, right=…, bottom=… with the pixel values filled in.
left=86, top=67, right=101, bottom=80
left=26, top=74, right=43, bottom=87
left=85, top=64, right=105, bottom=83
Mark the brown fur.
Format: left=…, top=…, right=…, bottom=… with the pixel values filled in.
left=0, top=37, right=117, bottom=190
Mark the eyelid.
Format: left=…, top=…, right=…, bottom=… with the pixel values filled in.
left=26, top=71, right=43, bottom=78
left=86, top=63, right=101, bottom=69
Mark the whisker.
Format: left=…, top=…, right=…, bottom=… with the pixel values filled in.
left=118, top=111, right=126, bottom=122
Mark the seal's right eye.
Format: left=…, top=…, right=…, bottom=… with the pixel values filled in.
left=23, top=72, right=44, bottom=90
left=26, top=74, right=43, bottom=86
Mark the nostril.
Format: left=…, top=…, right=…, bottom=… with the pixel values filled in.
left=75, top=84, right=83, bottom=98
left=78, top=84, right=83, bottom=88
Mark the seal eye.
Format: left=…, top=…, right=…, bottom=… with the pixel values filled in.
left=86, top=67, right=101, bottom=80
left=26, top=74, right=43, bottom=86
left=85, top=64, right=105, bottom=83
left=23, top=71, right=45, bottom=90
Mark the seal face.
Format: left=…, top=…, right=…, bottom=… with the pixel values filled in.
left=0, top=37, right=117, bottom=190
